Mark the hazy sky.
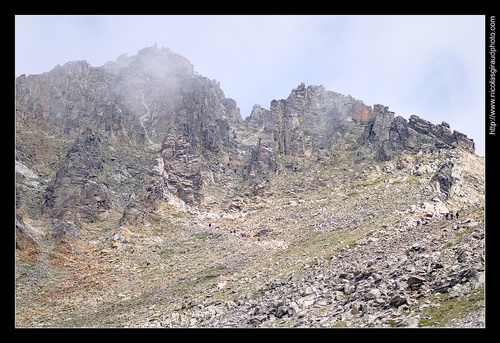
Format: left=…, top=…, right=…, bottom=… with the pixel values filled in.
left=15, top=15, right=486, bottom=156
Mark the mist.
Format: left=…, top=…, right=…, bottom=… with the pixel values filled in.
left=15, top=15, right=485, bottom=156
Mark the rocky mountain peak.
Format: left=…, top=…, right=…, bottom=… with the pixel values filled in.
left=15, top=46, right=485, bottom=328
left=15, top=45, right=481, bottom=232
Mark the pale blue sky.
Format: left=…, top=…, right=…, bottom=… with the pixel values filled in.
left=15, top=15, right=485, bottom=156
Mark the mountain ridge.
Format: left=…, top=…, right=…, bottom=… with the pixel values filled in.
left=15, top=45, right=485, bottom=328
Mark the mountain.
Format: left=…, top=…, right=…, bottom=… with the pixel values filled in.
left=15, top=45, right=485, bottom=328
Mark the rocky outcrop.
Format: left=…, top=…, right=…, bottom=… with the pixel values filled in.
left=244, top=83, right=367, bottom=158
left=360, top=110, right=476, bottom=162
left=16, top=46, right=479, bottom=233
left=42, top=128, right=111, bottom=228
left=118, top=157, right=170, bottom=226
left=430, top=161, right=455, bottom=198
left=15, top=216, right=43, bottom=263
left=15, top=46, right=244, bottom=229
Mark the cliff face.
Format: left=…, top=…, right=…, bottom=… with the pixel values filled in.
left=15, top=46, right=485, bottom=328
left=15, top=44, right=482, bottom=240
left=15, top=44, right=481, bottom=236
left=16, top=46, right=242, bottom=226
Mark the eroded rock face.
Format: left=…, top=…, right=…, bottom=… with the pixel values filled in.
left=430, top=161, right=455, bottom=198
left=42, top=128, right=111, bottom=226
left=245, top=83, right=368, bottom=158
left=15, top=46, right=479, bottom=237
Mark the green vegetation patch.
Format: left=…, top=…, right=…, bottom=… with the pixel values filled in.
left=192, top=231, right=222, bottom=241
left=417, top=286, right=485, bottom=327
left=196, top=264, right=226, bottom=282
left=443, top=225, right=481, bottom=250
left=357, top=177, right=387, bottom=187
left=160, top=248, right=175, bottom=258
